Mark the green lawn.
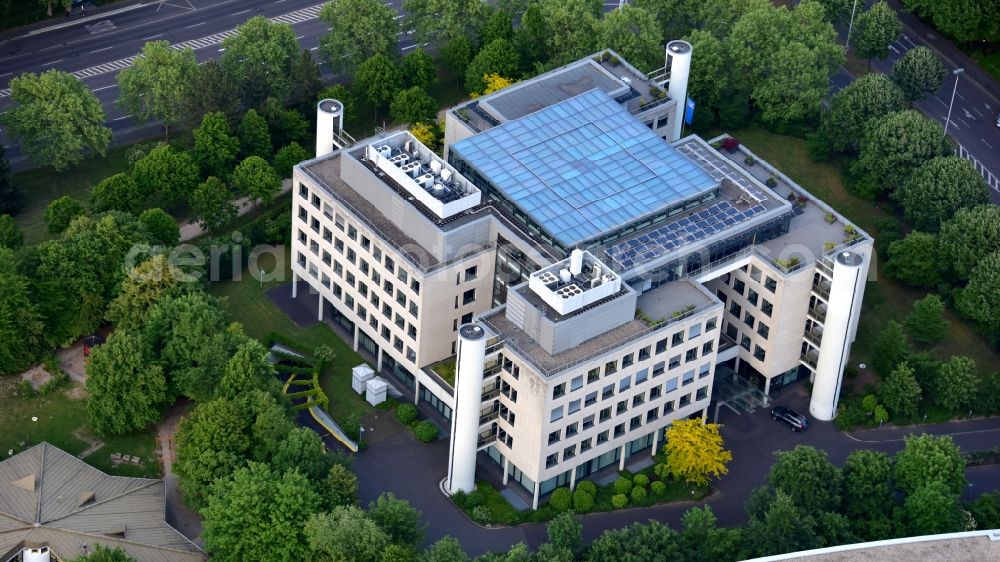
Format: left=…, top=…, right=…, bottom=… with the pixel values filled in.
left=0, top=379, right=160, bottom=478
left=12, top=145, right=131, bottom=245
left=969, top=48, right=1000, bottom=82
left=729, top=125, right=1000, bottom=379
left=205, top=247, right=373, bottom=429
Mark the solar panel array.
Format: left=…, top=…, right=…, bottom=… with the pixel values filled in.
left=450, top=89, right=718, bottom=247
left=605, top=200, right=768, bottom=271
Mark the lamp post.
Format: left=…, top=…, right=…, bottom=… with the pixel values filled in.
left=845, top=0, right=860, bottom=53
left=943, top=68, right=965, bottom=138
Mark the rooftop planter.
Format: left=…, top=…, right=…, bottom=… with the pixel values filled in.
left=721, top=137, right=740, bottom=153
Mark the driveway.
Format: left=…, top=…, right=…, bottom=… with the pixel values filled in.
left=354, top=381, right=1000, bottom=557
left=156, top=400, right=204, bottom=547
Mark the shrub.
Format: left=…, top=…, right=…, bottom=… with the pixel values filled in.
left=575, top=480, right=597, bottom=498
left=572, top=489, right=594, bottom=512
left=721, top=137, right=740, bottom=152
left=650, top=481, right=667, bottom=496
left=613, top=477, right=633, bottom=495
left=611, top=494, right=629, bottom=509
left=464, top=490, right=485, bottom=509
left=395, top=403, right=418, bottom=426
left=633, top=474, right=650, bottom=487
left=549, top=487, right=572, bottom=511
left=471, top=505, right=492, bottom=524
left=631, top=486, right=647, bottom=503
left=452, top=490, right=467, bottom=507
left=413, top=420, right=438, bottom=443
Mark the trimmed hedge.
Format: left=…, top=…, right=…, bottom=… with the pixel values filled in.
left=630, top=486, right=647, bottom=502
left=572, top=489, right=594, bottom=512
left=633, top=474, right=649, bottom=487
left=550, top=487, right=572, bottom=511
left=613, top=477, right=633, bottom=495
left=576, top=480, right=597, bottom=498
left=611, top=494, right=629, bottom=509
left=395, top=403, right=418, bottom=425
left=413, top=420, right=438, bottom=443
left=650, top=481, right=667, bottom=496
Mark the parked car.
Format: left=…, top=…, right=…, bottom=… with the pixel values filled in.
left=771, top=406, right=809, bottom=432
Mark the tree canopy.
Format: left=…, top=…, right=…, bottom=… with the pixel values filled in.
left=891, top=46, right=948, bottom=102
left=938, top=205, right=1000, bottom=280
left=402, top=0, right=488, bottom=47
left=0, top=70, right=110, bottom=170
left=768, top=446, right=842, bottom=513
left=232, top=156, right=281, bottom=206
left=0, top=249, right=45, bottom=374
left=898, top=156, right=989, bottom=231
left=852, top=1, right=902, bottom=62
left=132, top=145, right=200, bottom=208
left=849, top=110, right=951, bottom=199
left=934, top=355, right=978, bottom=413
left=957, top=250, right=1000, bottom=335
left=817, top=73, right=905, bottom=154
left=220, top=17, right=300, bottom=107
left=193, top=111, right=240, bottom=179
left=894, top=433, right=967, bottom=495
left=319, top=0, right=398, bottom=77
left=905, top=294, right=948, bottom=344
left=116, top=41, right=197, bottom=138
left=597, top=5, right=663, bottom=73
left=390, top=87, right=438, bottom=125
left=880, top=361, right=922, bottom=417
left=44, top=196, right=86, bottom=234
left=91, top=173, right=143, bottom=215
left=85, top=332, right=167, bottom=435
left=465, top=38, right=520, bottom=94
left=659, top=419, right=732, bottom=485
left=885, top=232, right=942, bottom=288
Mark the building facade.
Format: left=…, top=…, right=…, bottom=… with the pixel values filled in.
left=290, top=45, right=872, bottom=508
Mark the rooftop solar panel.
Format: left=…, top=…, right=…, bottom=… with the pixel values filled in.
left=450, top=89, right=718, bottom=247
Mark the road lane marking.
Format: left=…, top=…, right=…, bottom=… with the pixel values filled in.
left=0, top=72, right=12, bottom=77
left=983, top=138, right=995, bottom=150
left=232, top=9, right=251, bottom=16
left=89, top=46, right=114, bottom=54
left=93, top=84, right=117, bottom=91
left=143, top=33, right=164, bottom=40
left=888, top=44, right=899, bottom=54
left=113, top=115, right=132, bottom=121
left=42, top=59, right=64, bottom=66
left=183, top=22, right=206, bottom=29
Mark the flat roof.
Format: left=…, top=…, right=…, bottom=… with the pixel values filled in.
left=451, top=89, right=718, bottom=248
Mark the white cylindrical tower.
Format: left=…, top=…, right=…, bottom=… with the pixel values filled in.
left=809, top=251, right=864, bottom=421
left=446, top=323, right=488, bottom=495
left=316, top=99, right=345, bottom=157
left=665, top=40, right=692, bottom=142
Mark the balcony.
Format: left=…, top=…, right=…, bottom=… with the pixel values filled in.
left=800, top=347, right=819, bottom=369
left=477, top=427, right=497, bottom=448
left=808, top=302, right=827, bottom=323
left=804, top=326, right=823, bottom=348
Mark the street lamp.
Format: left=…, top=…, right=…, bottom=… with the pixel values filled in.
left=845, top=0, right=860, bottom=53
left=943, top=67, right=965, bottom=138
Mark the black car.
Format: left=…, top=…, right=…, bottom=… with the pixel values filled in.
left=771, top=406, right=808, bottom=432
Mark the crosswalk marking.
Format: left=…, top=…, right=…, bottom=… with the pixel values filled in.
left=0, top=3, right=325, bottom=99
left=958, top=144, right=1000, bottom=193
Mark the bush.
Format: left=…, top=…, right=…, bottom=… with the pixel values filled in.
left=611, top=494, right=629, bottom=509
left=451, top=490, right=467, bottom=508
left=464, top=490, right=485, bottom=509
left=572, top=489, right=594, bottom=512
left=633, top=474, right=650, bottom=487
left=45, top=196, right=85, bottom=234
left=395, top=403, right=418, bottom=426
left=471, top=505, right=492, bottom=524
left=549, top=487, right=572, bottom=511
left=412, top=420, right=438, bottom=443
left=613, top=477, right=633, bottom=495
left=575, top=480, right=597, bottom=498
left=650, top=481, right=667, bottom=496
left=630, top=486, right=647, bottom=503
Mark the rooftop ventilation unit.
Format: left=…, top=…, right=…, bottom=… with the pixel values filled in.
left=528, top=250, right=622, bottom=315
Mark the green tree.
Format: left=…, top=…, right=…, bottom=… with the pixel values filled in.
left=898, top=156, right=989, bottom=231
left=465, top=38, right=520, bottom=94
left=305, top=506, right=391, bottom=562
left=179, top=60, right=240, bottom=130
left=72, top=545, right=135, bottom=562
left=901, top=0, right=1000, bottom=43
left=514, top=4, right=547, bottom=71
left=938, top=205, right=1000, bottom=280
left=91, top=173, right=143, bottom=215
left=85, top=333, right=167, bottom=436
left=271, top=427, right=333, bottom=483
left=479, top=9, right=513, bottom=46
left=273, top=142, right=311, bottom=179
left=967, top=491, right=1000, bottom=529
left=319, top=0, right=398, bottom=77
left=538, top=0, right=600, bottom=65
left=190, top=176, right=237, bottom=233
left=817, top=73, right=905, bottom=154
left=0, top=249, right=45, bottom=374
left=260, top=97, right=309, bottom=150
left=659, top=419, right=732, bottom=485
left=132, top=145, right=200, bottom=208
left=906, top=294, right=948, bottom=344
left=202, top=462, right=322, bottom=561
left=139, top=208, right=180, bottom=246
left=813, top=0, right=852, bottom=22
left=290, top=49, right=324, bottom=114
left=367, top=492, right=424, bottom=546
left=143, top=292, right=230, bottom=400
left=216, top=338, right=280, bottom=399
left=852, top=1, right=902, bottom=62
left=769, top=446, right=842, bottom=513
left=901, top=481, right=965, bottom=535
left=325, top=463, right=359, bottom=507
left=885, top=232, right=942, bottom=288
left=597, top=5, right=663, bottom=72
left=851, top=110, right=951, bottom=199
left=741, top=492, right=819, bottom=558
left=547, top=511, right=582, bottom=554
left=390, top=86, right=438, bottom=124
left=0, top=145, right=24, bottom=215
left=585, top=520, right=682, bottom=561
left=106, top=254, right=185, bottom=329
left=0, top=70, right=110, bottom=170
left=957, top=251, right=1000, bottom=334
left=441, top=35, right=475, bottom=79
left=193, top=112, right=240, bottom=179
left=841, top=450, right=894, bottom=533
left=355, top=54, right=403, bottom=118
left=238, top=109, right=273, bottom=160
left=220, top=16, right=300, bottom=107
left=232, top=156, right=281, bottom=206
left=726, top=2, right=843, bottom=125
left=684, top=29, right=746, bottom=130
left=935, top=356, right=978, bottom=412
left=0, top=215, right=23, bottom=249
left=880, top=361, right=921, bottom=417
left=871, top=319, right=911, bottom=376
left=401, top=48, right=437, bottom=90
left=116, top=41, right=197, bottom=138
left=894, top=433, right=967, bottom=495
left=679, top=505, right=742, bottom=562
left=44, top=196, right=85, bottom=234
left=891, top=46, right=948, bottom=102
left=402, top=0, right=488, bottom=47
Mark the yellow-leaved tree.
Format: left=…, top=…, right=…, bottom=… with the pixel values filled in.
left=471, top=74, right=515, bottom=99
left=409, top=122, right=439, bottom=152
left=658, top=419, right=732, bottom=486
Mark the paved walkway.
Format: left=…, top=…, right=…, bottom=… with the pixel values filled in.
left=156, top=400, right=203, bottom=547
left=177, top=180, right=292, bottom=242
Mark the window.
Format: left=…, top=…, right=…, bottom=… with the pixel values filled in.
left=614, top=423, right=625, bottom=438
left=299, top=184, right=308, bottom=198
left=553, top=383, right=566, bottom=399
left=604, top=360, right=618, bottom=375
left=568, top=399, right=581, bottom=414
left=671, top=332, right=684, bottom=347
left=741, top=335, right=752, bottom=351
left=587, top=368, right=600, bottom=384
left=652, top=362, right=665, bottom=377
left=571, top=376, right=583, bottom=392
left=622, top=353, right=634, bottom=368
left=582, top=414, right=595, bottom=430
left=683, top=370, right=695, bottom=386
left=680, top=394, right=691, bottom=407
left=706, top=317, right=717, bottom=332
left=729, top=301, right=742, bottom=317
left=630, top=416, right=642, bottom=430
left=347, top=225, right=357, bottom=240
left=762, top=299, right=773, bottom=317
left=747, top=289, right=759, bottom=306
left=599, top=407, right=611, bottom=422
left=663, top=401, right=675, bottom=414
left=465, top=265, right=478, bottom=281
left=668, top=355, right=681, bottom=369
left=409, top=302, right=419, bottom=318
left=602, top=384, right=615, bottom=400
left=461, top=312, right=473, bottom=325
left=546, top=454, right=558, bottom=468
left=361, top=236, right=370, bottom=251
left=397, top=269, right=408, bottom=283
left=619, top=376, right=631, bottom=392
left=580, top=438, right=593, bottom=452
left=696, top=386, right=709, bottom=401
left=764, top=276, right=777, bottom=293
left=754, top=345, right=766, bottom=362
left=411, top=279, right=421, bottom=294
left=655, top=338, right=668, bottom=354
left=631, top=393, right=645, bottom=407
left=597, top=430, right=609, bottom=444
left=635, top=368, right=648, bottom=384
left=462, top=289, right=476, bottom=305
left=750, top=265, right=762, bottom=282
left=685, top=348, right=698, bottom=362
left=699, top=363, right=712, bottom=378
left=646, top=408, right=659, bottom=423
left=322, top=227, right=332, bottom=242
left=616, top=400, right=628, bottom=415
left=347, top=248, right=356, bottom=264
left=360, top=260, right=370, bottom=275
left=563, top=445, right=576, bottom=460
left=757, top=324, right=770, bottom=339
left=702, top=341, right=714, bottom=355
left=650, top=385, right=662, bottom=399
left=322, top=251, right=332, bottom=266
left=733, top=278, right=746, bottom=295
left=550, top=407, right=564, bottom=422
left=585, top=391, right=597, bottom=406
left=743, top=311, right=755, bottom=328
left=383, top=279, right=394, bottom=295
left=565, top=422, right=579, bottom=437
left=665, top=377, right=678, bottom=392
left=638, top=346, right=651, bottom=361
left=548, top=431, right=561, bottom=445
left=384, top=256, right=394, bottom=273
left=688, top=324, right=701, bottom=339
